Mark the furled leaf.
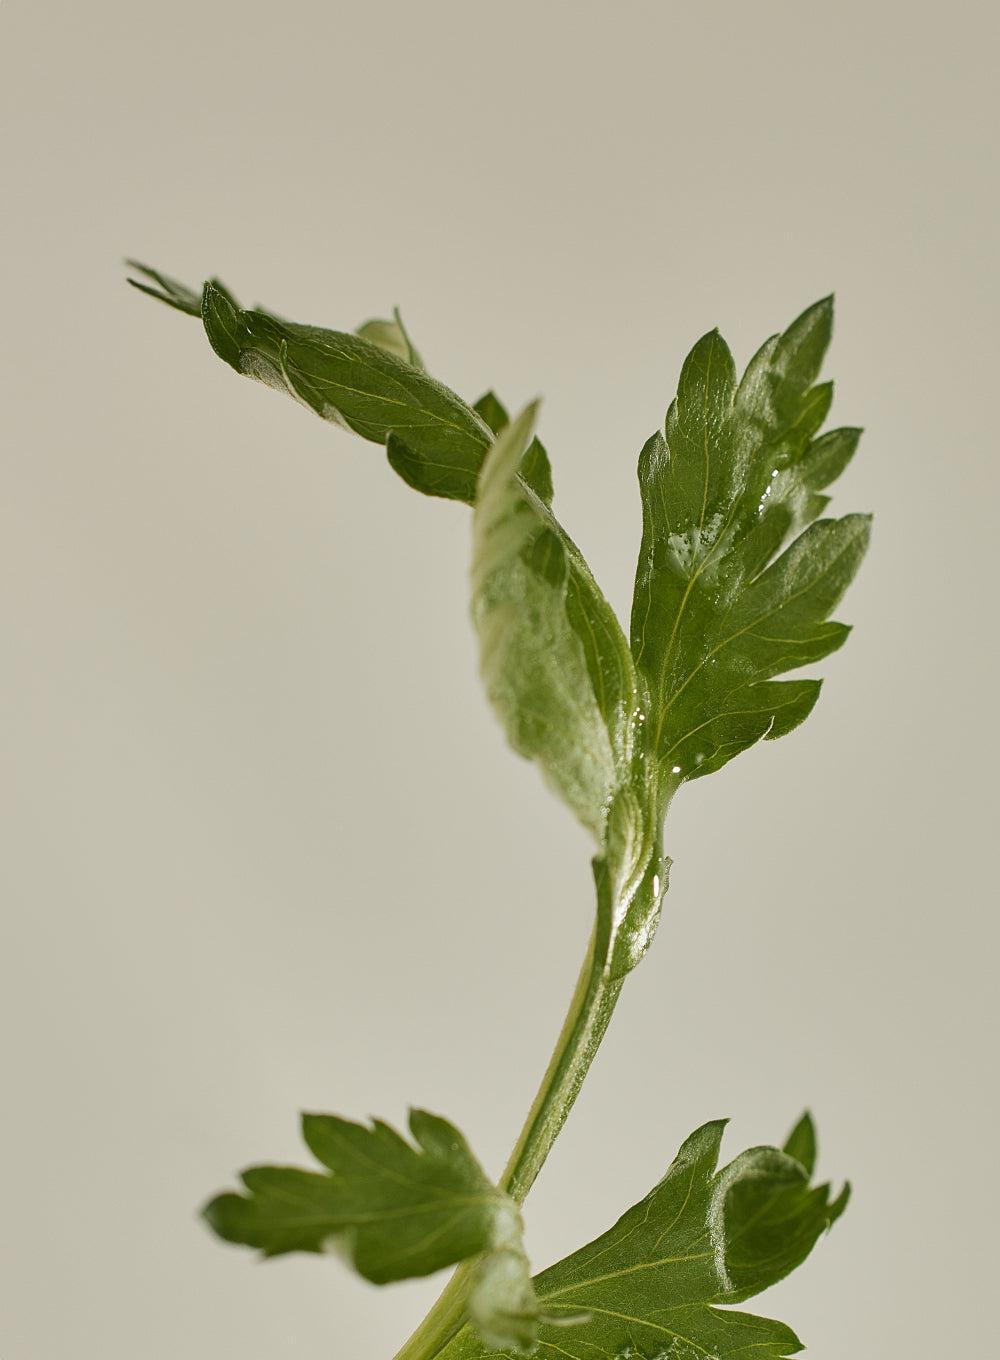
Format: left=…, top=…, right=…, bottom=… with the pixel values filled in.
left=128, top=264, right=560, bottom=510
left=473, top=404, right=612, bottom=836
left=631, top=298, right=870, bottom=783
left=466, top=1200, right=543, bottom=1352
left=438, top=1117, right=848, bottom=1360
left=128, top=263, right=492, bottom=502
left=471, top=404, right=664, bottom=972
left=717, top=1117, right=849, bottom=1306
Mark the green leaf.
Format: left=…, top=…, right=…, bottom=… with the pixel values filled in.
left=474, top=390, right=555, bottom=504
left=130, top=266, right=662, bottom=968
left=472, top=391, right=511, bottom=436
left=126, top=260, right=203, bottom=315
left=718, top=1142, right=849, bottom=1305
left=129, top=266, right=557, bottom=508
left=438, top=1117, right=848, bottom=1360
left=518, top=435, right=555, bottom=506
left=631, top=298, right=870, bottom=784
left=782, top=1110, right=818, bottom=1176
left=472, top=404, right=617, bottom=838
left=471, top=404, right=663, bottom=972
left=204, top=1108, right=543, bottom=1352
left=355, top=307, right=425, bottom=369
left=203, top=1109, right=496, bottom=1279
left=128, top=264, right=493, bottom=503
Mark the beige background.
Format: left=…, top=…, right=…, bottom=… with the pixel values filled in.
left=2, top=2, right=996, bottom=1356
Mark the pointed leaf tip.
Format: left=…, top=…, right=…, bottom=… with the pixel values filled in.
left=802, top=294, right=834, bottom=320
left=783, top=1112, right=818, bottom=1176
left=125, top=261, right=204, bottom=316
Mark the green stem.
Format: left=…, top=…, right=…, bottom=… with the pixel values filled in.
left=498, top=925, right=623, bottom=1204
left=391, top=923, right=624, bottom=1360
left=389, top=1258, right=478, bottom=1360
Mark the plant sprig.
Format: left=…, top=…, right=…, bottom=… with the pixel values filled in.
left=129, top=261, right=869, bottom=1358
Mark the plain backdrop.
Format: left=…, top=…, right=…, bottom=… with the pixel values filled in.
left=2, top=2, right=996, bottom=1356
